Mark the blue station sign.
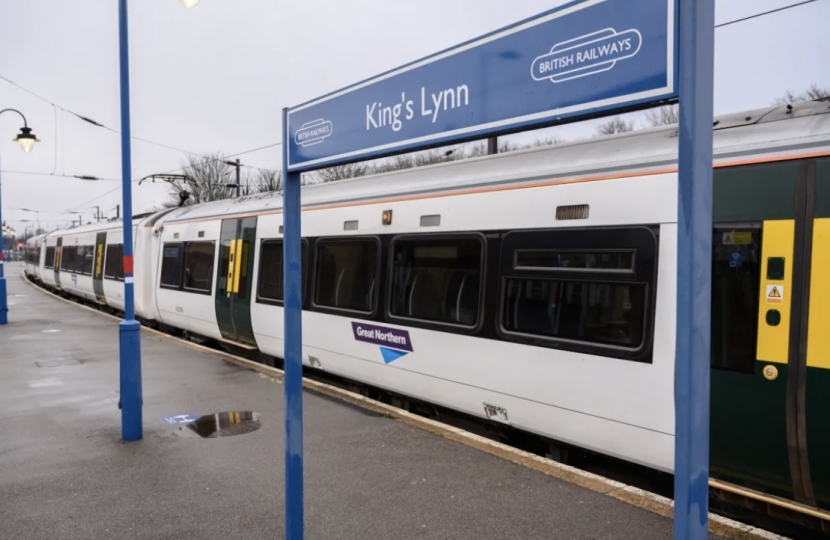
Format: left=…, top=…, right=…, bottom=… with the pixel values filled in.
left=286, top=0, right=677, bottom=172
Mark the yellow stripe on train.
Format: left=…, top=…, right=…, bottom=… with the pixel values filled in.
left=756, top=220, right=794, bottom=365
left=807, top=218, right=830, bottom=369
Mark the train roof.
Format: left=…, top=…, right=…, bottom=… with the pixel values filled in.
left=43, top=219, right=125, bottom=239
left=159, top=99, right=830, bottom=225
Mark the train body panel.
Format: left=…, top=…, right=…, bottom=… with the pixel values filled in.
left=154, top=219, right=223, bottom=339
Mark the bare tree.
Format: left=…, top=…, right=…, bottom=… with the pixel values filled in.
left=595, top=117, right=635, bottom=136
left=164, top=152, right=236, bottom=207
left=773, top=84, right=830, bottom=105
left=531, top=136, right=566, bottom=147
left=309, top=161, right=372, bottom=184
left=645, top=105, right=679, bottom=127
left=252, top=168, right=282, bottom=193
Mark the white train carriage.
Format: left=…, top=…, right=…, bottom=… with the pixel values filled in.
left=37, top=209, right=174, bottom=318
left=32, top=101, right=830, bottom=511
left=24, top=234, right=45, bottom=281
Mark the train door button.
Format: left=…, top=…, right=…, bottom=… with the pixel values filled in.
left=763, top=365, right=779, bottom=381
left=767, top=257, right=785, bottom=280
left=765, top=309, right=781, bottom=326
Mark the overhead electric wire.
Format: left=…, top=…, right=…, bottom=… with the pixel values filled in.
left=1, top=72, right=281, bottom=174
left=39, top=140, right=284, bottom=220
left=0, top=73, right=201, bottom=158
left=154, top=142, right=283, bottom=176
left=0, top=170, right=120, bottom=182
left=715, top=0, right=819, bottom=28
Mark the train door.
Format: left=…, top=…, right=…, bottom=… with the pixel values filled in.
left=709, top=158, right=826, bottom=508
left=215, top=217, right=257, bottom=346
left=92, top=232, right=107, bottom=304
left=54, top=237, right=62, bottom=288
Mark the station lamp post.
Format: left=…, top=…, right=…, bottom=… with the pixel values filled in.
left=117, top=0, right=199, bottom=442
left=0, top=108, right=39, bottom=325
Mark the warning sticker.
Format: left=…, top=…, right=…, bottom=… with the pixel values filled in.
left=766, top=285, right=784, bottom=304
left=723, top=231, right=752, bottom=245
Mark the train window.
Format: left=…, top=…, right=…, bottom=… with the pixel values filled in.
left=499, top=227, right=657, bottom=360
left=104, top=244, right=124, bottom=280
left=77, top=245, right=94, bottom=275
left=515, top=250, right=634, bottom=272
left=257, top=240, right=307, bottom=303
left=711, top=225, right=761, bottom=373
left=388, top=236, right=483, bottom=326
left=45, top=246, right=55, bottom=269
left=160, top=243, right=184, bottom=288
left=258, top=241, right=283, bottom=301
left=502, top=279, right=646, bottom=348
left=313, top=238, right=378, bottom=313
left=60, top=246, right=76, bottom=272
left=183, top=242, right=215, bottom=293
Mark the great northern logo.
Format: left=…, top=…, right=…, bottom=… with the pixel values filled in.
left=295, top=119, right=333, bottom=147
left=351, top=322, right=413, bottom=364
left=531, top=28, right=642, bottom=84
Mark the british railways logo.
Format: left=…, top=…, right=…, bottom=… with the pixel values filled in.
left=531, top=28, right=642, bottom=84
left=295, top=119, right=333, bottom=147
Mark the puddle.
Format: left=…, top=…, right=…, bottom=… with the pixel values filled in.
left=35, top=358, right=84, bottom=368
left=175, top=411, right=261, bottom=439
left=41, top=329, right=62, bottom=333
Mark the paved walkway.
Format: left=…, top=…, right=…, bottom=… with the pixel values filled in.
left=0, top=263, right=729, bottom=539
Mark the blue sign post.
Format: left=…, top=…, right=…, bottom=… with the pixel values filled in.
left=281, top=1, right=714, bottom=539
left=675, top=1, right=715, bottom=538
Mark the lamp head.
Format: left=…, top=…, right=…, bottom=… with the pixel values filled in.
left=179, top=0, right=200, bottom=8
left=14, top=127, right=40, bottom=154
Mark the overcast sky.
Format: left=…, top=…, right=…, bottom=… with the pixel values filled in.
left=1, top=0, right=828, bottom=233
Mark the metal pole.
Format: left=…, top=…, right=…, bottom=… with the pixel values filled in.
left=235, top=159, right=241, bottom=198
left=0, top=146, right=6, bottom=325
left=674, top=0, right=715, bottom=538
left=282, top=107, right=304, bottom=540
left=118, top=0, right=143, bottom=443
left=487, top=136, right=498, bottom=155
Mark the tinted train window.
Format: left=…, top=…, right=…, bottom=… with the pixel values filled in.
left=258, top=241, right=283, bottom=300
left=183, top=242, right=215, bottom=293
left=389, top=236, right=482, bottom=326
left=104, top=244, right=124, bottom=280
left=160, top=243, right=184, bottom=288
left=258, top=240, right=306, bottom=302
left=503, top=279, right=646, bottom=347
left=77, top=245, right=94, bottom=275
left=711, top=226, right=761, bottom=373
left=314, top=239, right=377, bottom=313
left=60, top=246, right=76, bottom=272
left=499, top=227, right=657, bottom=360
left=45, top=246, right=55, bottom=269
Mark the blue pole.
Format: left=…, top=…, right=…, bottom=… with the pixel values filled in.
left=118, top=0, right=143, bottom=443
left=282, top=108, right=304, bottom=540
left=0, top=145, right=7, bottom=326
left=675, top=0, right=715, bottom=538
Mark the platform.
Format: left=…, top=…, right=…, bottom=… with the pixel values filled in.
left=0, top=263, right=740, bottom=540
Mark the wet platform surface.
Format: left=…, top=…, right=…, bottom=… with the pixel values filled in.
left=0, top=264, right=726, bottom=540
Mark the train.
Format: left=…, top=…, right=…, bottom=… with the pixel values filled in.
left=23, top=99, right=830, bottom=525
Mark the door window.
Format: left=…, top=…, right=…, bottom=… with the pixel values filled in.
left=710, top=226, right=762, bottom=373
